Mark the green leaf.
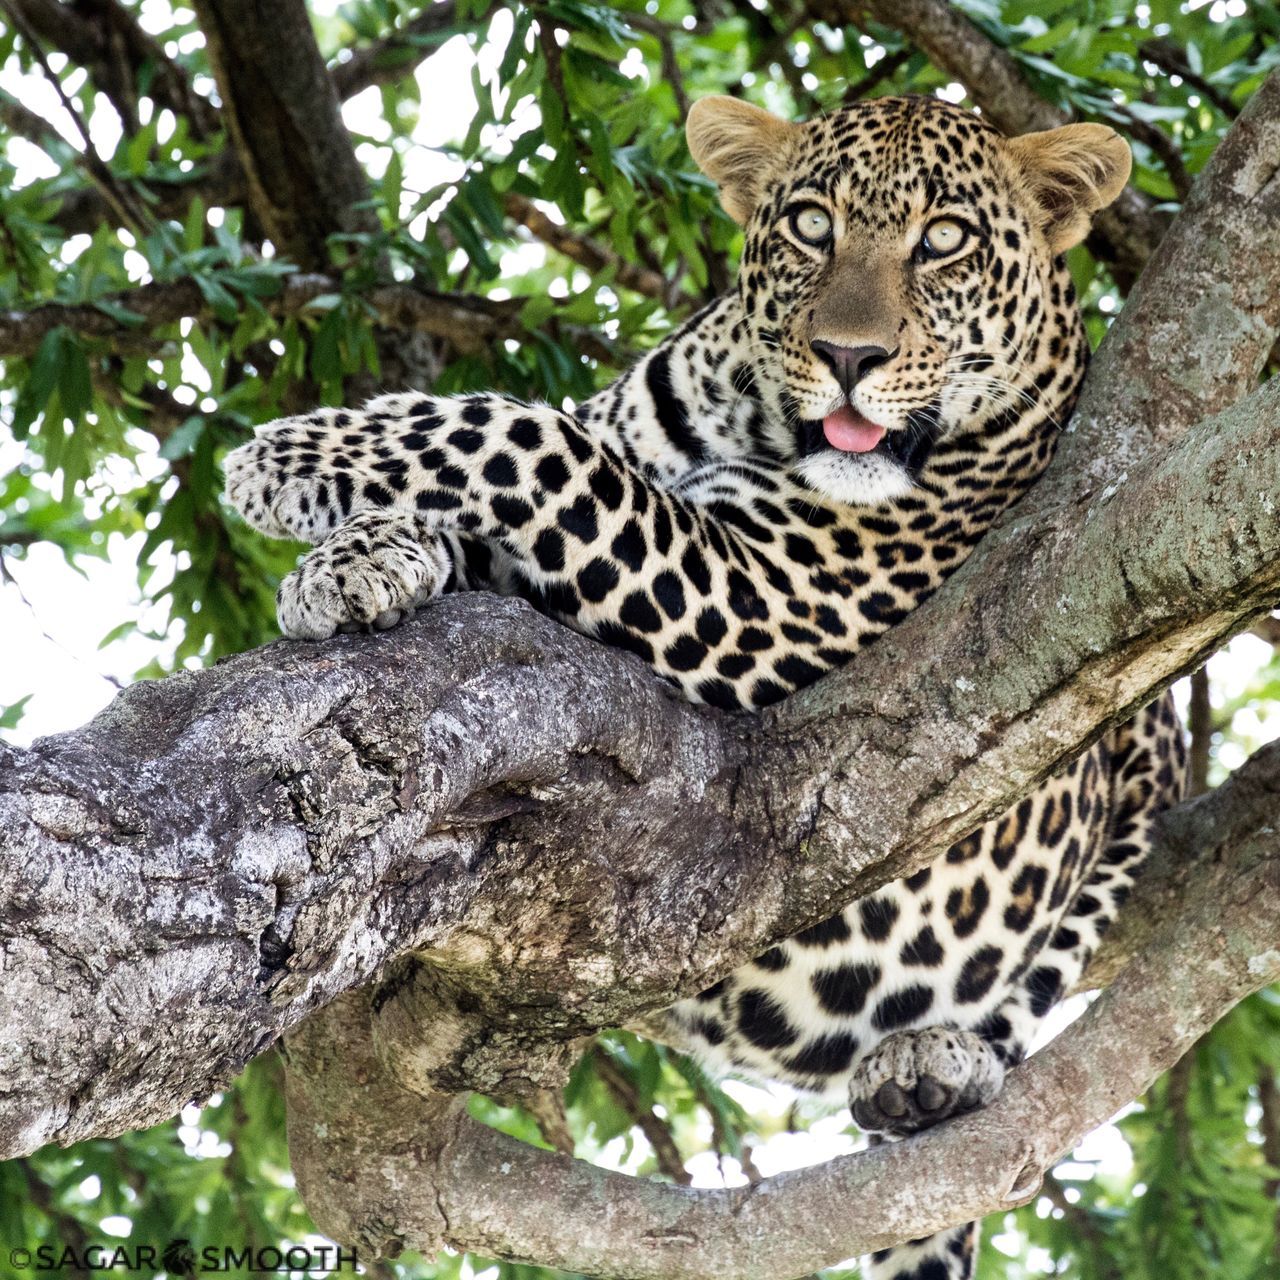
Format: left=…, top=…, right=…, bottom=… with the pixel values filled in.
left=158, top=416, right=206, bottom=460
left=183, top=195, right=207, bottom=254
left=193, top=273, right=240, bottom=323
left=92, top=299, right=148, bottom=327
left=13, top=327, right=70, bottom=439
left=0, top=695, right=32, bottom=730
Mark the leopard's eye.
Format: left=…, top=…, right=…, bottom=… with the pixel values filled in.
left=920, top=217, right=970, bottom=259
left=788, top=205, right=833, bottom=246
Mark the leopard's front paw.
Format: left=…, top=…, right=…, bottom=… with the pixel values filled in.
left=276, top=511, right=452, bottom=640
left=850, top=1027, right=1004, bottom=1137
left=224, top=419, right=354, bottom=544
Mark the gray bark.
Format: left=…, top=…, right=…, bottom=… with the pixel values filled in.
left=283, top=743, right=1280, bottom=1277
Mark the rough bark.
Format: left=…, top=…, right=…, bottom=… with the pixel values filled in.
left=0, top=272, right=625, bottom=372
left=1057, top=66, right=1280, bottom=495
left=0, top=274, right=519, bottom=360
left=188, top=0, right=445, bottom=391
left=282, top=741, right=1280, bottom=1278
left=3, top=365, right=1280, bottom=1159
left=188, top=0, right=377, bottom=271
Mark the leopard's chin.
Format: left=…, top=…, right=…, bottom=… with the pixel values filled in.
left=791, top=448, right=916, bottom=508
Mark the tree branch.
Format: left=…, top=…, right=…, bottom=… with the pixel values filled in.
left=189, top=0, right=378, bottom=272
left=590, top=1047, right=692, bottom=1185
left=1053, top=66, right=1280, bottom=498
left=1140, top=38, right=1241, bottom=120
left=1259, top=1068, right=1280, bottom=1260
left=283, top=741, right=1280, bottom=1278
left=3, top=32, right=1280, bottom=1280
left=49, top=151, right=249, bottom=239
left=4, top=0, right=217, bottom=137
left=329, top=1, right=501, bottom=101
left=0, top=270, right=629, bottom=370
left=3, top=367, right=1280, bottom=1159
left=0, top=274, right=511, bottom=357
left=503, top=191, right=682, bottom=305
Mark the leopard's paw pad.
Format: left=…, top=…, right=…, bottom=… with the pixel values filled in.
left=850, top=1027, right=1004, bottom=1137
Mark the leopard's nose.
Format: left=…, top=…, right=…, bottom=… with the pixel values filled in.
left=810, top=341, right=893, bottom=397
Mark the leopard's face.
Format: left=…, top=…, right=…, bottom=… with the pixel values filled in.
left=688, top=95, right=1131, bottom=505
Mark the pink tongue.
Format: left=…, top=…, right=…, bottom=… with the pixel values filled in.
left=823, top=405, right=886, bottom=453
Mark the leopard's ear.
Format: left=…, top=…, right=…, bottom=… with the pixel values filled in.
left=1005, top=123, right=1132, bottom=253
left=686, top=96, right=796, bottom=224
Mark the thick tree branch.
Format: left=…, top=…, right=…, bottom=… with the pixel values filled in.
left=282, top=740, right=1280, bottom=1277
left=1054, top=67, right=1280, bottom=497
left=3, top=371, right=1280, bottom=1159
left=0, top=271, right=626, bottom=368
left=0, top=274, right=521, bottom=358
left=189, top=0, right=377, bottom=271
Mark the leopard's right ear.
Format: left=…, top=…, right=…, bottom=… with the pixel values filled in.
left=686, top=96, right=796, bottom=225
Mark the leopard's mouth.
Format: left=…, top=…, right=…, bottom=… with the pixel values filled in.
left=797, top=402, right=942, bottom=476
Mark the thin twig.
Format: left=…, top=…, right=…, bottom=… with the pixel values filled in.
left=1140, top=38, right=1240, bottom=120
left=0, top=268, right=631, bottom=370
left=524, top=1088, right=577, bottom=1157
left=590, top=1046, right=691, bottom=1184
left=1043, top=1175, right=1121, bottom=1280
left=17, top=1160, right=92, bottom=1255
left=1112, top=105, right=1193, bottom=201
left=1188, top=666, right=1212, bottom=797
left=330, top=0, right=502, bottom=100
left=1258, top=1068, right=1280, bottom=1263
left=1251, top=615, right=1280, bottom=647
left=841, top=46, right=912, bottom=104
left=0, top=0, right=154, bottom=237
left=0, top=552, right=126, bottom=691
left=503, top=192, right=680, bottom=305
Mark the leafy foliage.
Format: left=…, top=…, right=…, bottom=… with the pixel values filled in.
left=1, top=1, right=1277, bottom=1277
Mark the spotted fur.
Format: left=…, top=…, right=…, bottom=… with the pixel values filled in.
left=224, top=96, right=1185, bottom=1280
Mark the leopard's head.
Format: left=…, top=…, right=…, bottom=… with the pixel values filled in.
left=687, top=94, right=1130, bottom=504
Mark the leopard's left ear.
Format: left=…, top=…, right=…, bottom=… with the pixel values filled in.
left=687, top=96, right=797, bottom=224
left=1004, top=123, right=1132, bottom=253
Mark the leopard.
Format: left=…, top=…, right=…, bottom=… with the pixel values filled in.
left=224, top=94, right=1187, bottom=1280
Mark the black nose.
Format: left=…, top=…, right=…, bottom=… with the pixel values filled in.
left=810, top=341, right=893, bottom=397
